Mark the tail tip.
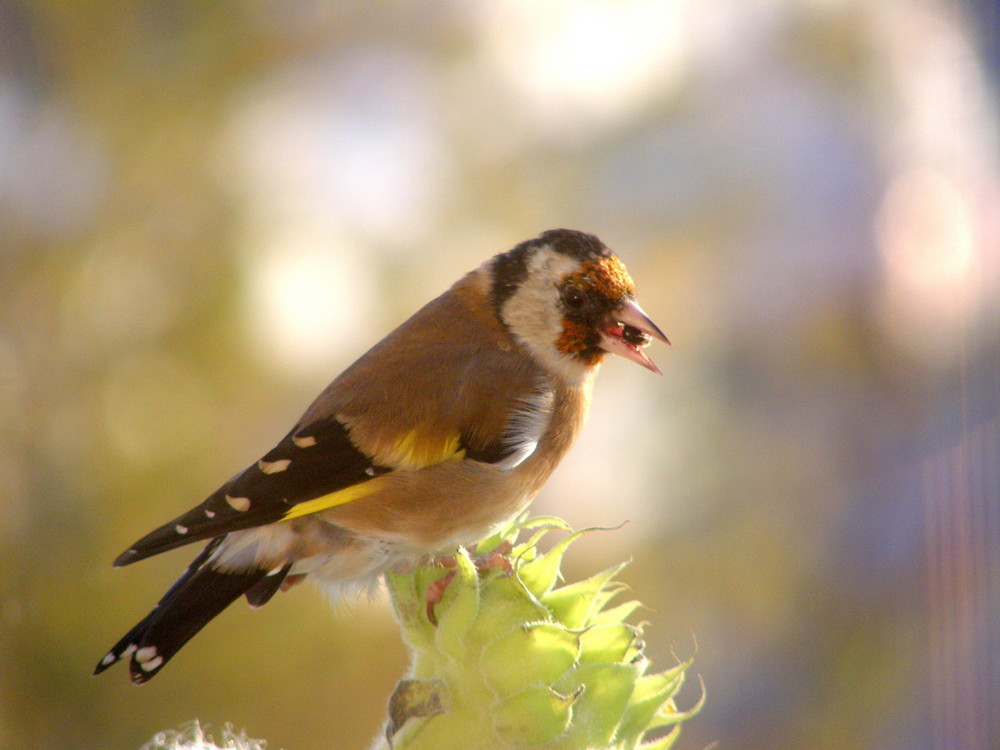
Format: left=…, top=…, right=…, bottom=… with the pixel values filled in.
left=113, top=549, right=140, bottom=567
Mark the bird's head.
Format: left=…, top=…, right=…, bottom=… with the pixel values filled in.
left=490, top=229, right=668, bottom=383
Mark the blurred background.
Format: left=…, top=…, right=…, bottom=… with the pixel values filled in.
left=1, top=1, right=998, bottom=748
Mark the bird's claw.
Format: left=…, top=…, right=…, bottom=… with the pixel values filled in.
left=425, top=541, right=514, bottom=624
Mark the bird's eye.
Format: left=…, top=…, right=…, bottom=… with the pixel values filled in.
left=563, top=287, right=586, bottom=311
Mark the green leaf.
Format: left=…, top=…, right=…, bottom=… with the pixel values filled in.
left=645, top=673, right=706, bottom=731
left=433, top=548, right=480, bottom=660
left=387, top=568, right=445, bottom=654
left=385, top=569, right=420, bottom=625
left=464, top=573, right=550, bottom=648
left=550, top=663, right=640, bottom=748
left=480, top=623, right=580, bottom=697
left=590, top=582, right=629, bottom=618
left=542, top=563, right=628, bottom=628
left=512, top=515, right=574, bottom=535
left=478, top=514, right=571, bottom=557
left=516, top=528, right=592, bottom=598
left=473, top=517, right=518, bottom=557
left=511, top=519, right=574, bottom=561
left=389, top=707, right=486, bottom=750
left=589, top=598, right=643, bottom=626
left=492, top=686, right=578, bottom=746
left=578, top=623, right=641, bottom=665
left=639, top=725, right=682, bottom=750
left=655, top=655, right=695, bottom=692
left=613, top=668, right=687, bottom=746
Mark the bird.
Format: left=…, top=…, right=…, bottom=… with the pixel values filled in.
left=94, top=228, right=668, bottom=684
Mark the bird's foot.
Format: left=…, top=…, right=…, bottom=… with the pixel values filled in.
left=425, top=541, right=514, bottom=624
left=467, top=539, right=514, bottom=574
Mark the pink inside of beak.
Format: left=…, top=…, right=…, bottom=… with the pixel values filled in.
left=598, top=324, right=662, bottom=374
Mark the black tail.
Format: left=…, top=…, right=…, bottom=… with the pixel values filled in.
left=95, top=539, right=290, bottom=684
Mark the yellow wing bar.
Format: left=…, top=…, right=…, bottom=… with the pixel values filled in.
left=281, top=428, right=465, bottom=521
left=282, top=479, right=385, bottom=521
left=382, top=429, right=465, bottom=471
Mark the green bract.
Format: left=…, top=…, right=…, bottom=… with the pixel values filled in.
left=374, top=516, right=702, bottom=750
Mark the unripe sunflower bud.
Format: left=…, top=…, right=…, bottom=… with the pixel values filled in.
left=374, top=515, right=702, bottom=750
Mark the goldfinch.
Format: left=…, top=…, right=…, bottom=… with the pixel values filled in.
left=95, top=229, right=667, bottom=684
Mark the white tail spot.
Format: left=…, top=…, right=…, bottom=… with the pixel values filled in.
left=205, top=509, right=216, bottom=518
left=140, top=655, right=164, bottom=672
left=175, top=524, right=189, bottom=535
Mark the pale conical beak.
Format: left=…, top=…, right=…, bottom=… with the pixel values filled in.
left=597, top=298, right=670, bottom=374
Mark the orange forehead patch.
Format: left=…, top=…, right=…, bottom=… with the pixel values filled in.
left=565, top=256, right=635, bottom=301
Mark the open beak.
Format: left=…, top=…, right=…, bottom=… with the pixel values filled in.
left=597, top=297, right=669, bottom=375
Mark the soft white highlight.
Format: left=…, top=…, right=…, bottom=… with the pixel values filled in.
left=495, top=384, right=555, bottom=470
left=209, top=525, right=299, bottom=571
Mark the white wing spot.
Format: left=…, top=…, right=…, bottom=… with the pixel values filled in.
left=226, top=495, right=251, bottom=512
left=135, top=646, right=158, bottom=663
left=140, top=655, right=164, bottom=672
left=365, top=467, right=376, bottom=477
left=292, top=435, right=317, bottom=448
left=258, top=458, right=292, bottom=474
left=204, top=509, right=216, bottom=518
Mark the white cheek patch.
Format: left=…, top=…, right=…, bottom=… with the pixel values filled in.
left=500, top=247, right=593, bottom=383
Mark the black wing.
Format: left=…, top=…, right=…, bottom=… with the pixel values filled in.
left=113, top=417, right=391, bottom=566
